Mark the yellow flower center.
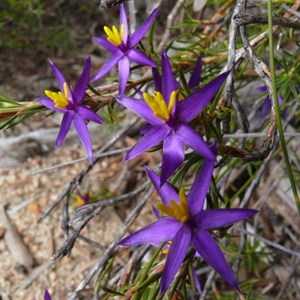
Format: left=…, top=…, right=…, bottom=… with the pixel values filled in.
left=156, top=188, right=189, bottom=223
left=162, top=241, right=172, bottom=254
left=76, top=195, right=85, bottom=207
left=104, top=24, right=125, bottom=46
left=143, top=90, right=177, bottom=121
left=45, top=82, right=69, bottom=109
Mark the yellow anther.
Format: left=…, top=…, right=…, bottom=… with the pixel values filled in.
left=76, top=196, right=85, bottom=207
left=143, top=90, right=177, bottom=121
left=156, top=187, right=189, bottom=223
left=45, top=82, right=69, bottom=109
left=104, top=24, right=124, bottom=46
left=162, top=241, right=172, bottom=254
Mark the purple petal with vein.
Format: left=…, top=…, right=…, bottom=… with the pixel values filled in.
left=116, top=96, right=163, bottom=125
left=192, top=230, right=239, bottom=290
left=177, top=72, right=229, bottom=123
left=161, top=132, right=185, bottom=185
left=127, top=48, right=156, bottom=67
left=145, top=166, right=179, bottom=205
left=48, top=59, right=68, bottom=92
left=73, top=114, right=93, bottom=164
left=37, top=97, right=64, bottom=113
left=93, top=36, right=120, bottom=53
left=91, top=52, right=124, bottom=82
left=73, top=57, right=91, bottom=104
left=175, top=123, right=215, bottom=161
left=188, top=157, right=215, bottom=214
left=119, top=3, right=128, bottom=44
left=152, top=67, right=162, bottom=92
left=128, top=7, right=159, bottom=47
left=161, top=226, right=191, bottom=294
left=119, top=218, right=182, bottom=246
left=77, top=106, right=103, bottom=124
left=118, top=56, right=130, bottom=94
left=188, top=56, right=202, bottom=89
left=55, top=111, right=73, bottom=147
left=125, top=126, right=168, bottom=161
left=197, top=209, right=258, bottom=229
left=161, top=50, right=175, bottom=103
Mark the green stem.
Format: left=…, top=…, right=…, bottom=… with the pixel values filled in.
left=267, top=0, right=300, bottom=214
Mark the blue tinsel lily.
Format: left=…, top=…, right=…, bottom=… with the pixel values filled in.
left=119, top=151, right=257, bottom=294
left=92, top=4, right=159, bottom=95
left=117, top=51, right=229, bottom=185
left=37, top=57, right=104, bottom=164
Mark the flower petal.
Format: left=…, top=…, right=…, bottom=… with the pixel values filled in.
left=77, top=106, right=104, bottom=124
left=116, top=96, right=164, bottom=125
left=44, top=289, right=52, bottom=300
left=191, top=265, right=201, bottom=293
left=175, top=123, right=215, bottom=160
left=152, top=67, right=162, bottom=92
left=145, top=166, right=179, bottom=205
left=118, top=56, right=130, bottom=95
left=56, top=111, right=73, bottom=147
left=161, top=132, right=185, bottom=185
left=188, top=56, right=202, bottom=89
left=37, top=97, right=64, bottom=113
left=93, top=36, right=120, bottom=54
left=73, top=114, right=93, bottom=164
left=161, top=50, right=175, bottom=104
left=197, top=208, right=258, bottom=230
left=127, top=48, right=156, bottom=67
left=192, top=230, right=239, bottom=290
left=128, top=7, right=159, bottom=47
left=120, top=3, right=128, bottom=44
left=91, top=52, right=124, bottom=82
left=124, top=125, right=169, bottom=161
left=188, top=154, right=215, bottom=214
left=73, top=57, right=91, bottom=104
left=177, top=71, right=229, bottom=123
left=119, top=217, right=182, bottom=247
left=161, top=226, right=191, bottom=294
left=48, top=59, right=68, bottom=93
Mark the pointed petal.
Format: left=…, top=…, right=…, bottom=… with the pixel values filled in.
left=91, top=52, right=124, bottom=82
left=177, top=71, right=229, bottom=123
left=161, top=50, right=175, bottom=103
left=125, top=126, right=169, bottom=161
left=93, top=36, right=120, bottom=54
left=73, top=114, right=93, bottom=164
left=261, top=97, right=271, bottom=116
left=116, top=96, right=164, bottom=125
left=188, top=155, right=215, bottom=214
left=188, top=56, right=202, bottom=89
left=118, top=56, right=130, bottom=95
left=127, top=48, right=156, bottom=67
left=37, top=97, right=64, bottom=113
left=192, top=230, right=239, bottom=290
left=152, top=67, right=162, bottom=92
left=48, top=59, right=68, bottom=92
left=73, top=57, right=91, bottom=104
left=175, top=123, right=215, bottom=160
left=160, top=226, right=191, bottom=294
left=197, top=209, right=258, bottom=229
left=128, top=7, right=159, bottom=47
left=120, top=3, right=128, bottom=44
left=191, top=265, right=201, bottom=293
left=77, top=106, right=104, bottom=124
left=44, top=289, right=52, bottom=300
left=145, top=166, right=179, bottom=205
left=160, top=132, right=184, bottom=185
left=119, top=217, right=182, bottom=247
left=56, top=111, right=73, bottom=147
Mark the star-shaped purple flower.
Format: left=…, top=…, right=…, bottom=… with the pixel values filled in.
left=116, top=51, right=229, bottom=185
left=91, top=3, right=159, bottom=95
left=119, top=149, right=257, bottom=294
left=37, top=57, right=104, bottom=164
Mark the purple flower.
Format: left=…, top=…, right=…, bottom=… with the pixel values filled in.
left=92, top=4, right=159, bottom=95
left=44, top=289, right=51, bottom=300
left=116, top=51, right=229, bottom=185
left=119, top=152, right=257, bottom=294
left=37, top=57, right=104, bottom=164
left=257, top=86, right=284, bottom=117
